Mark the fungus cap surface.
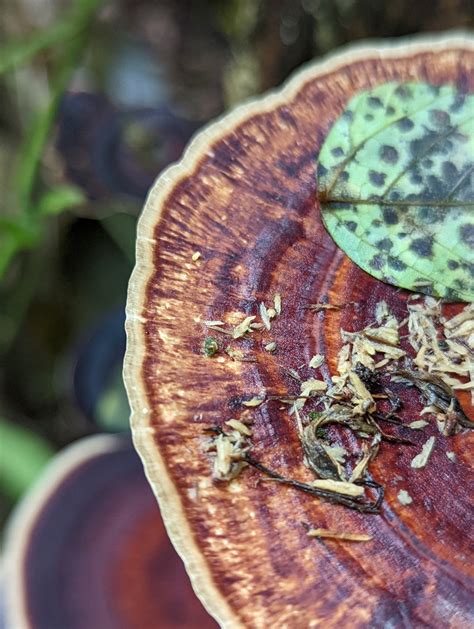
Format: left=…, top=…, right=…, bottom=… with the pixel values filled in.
left=125, top=35, right=474, bottom=628
left=3, top=436, right=215, bottom=629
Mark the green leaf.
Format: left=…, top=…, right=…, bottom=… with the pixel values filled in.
left=318, top=82, right=474, bottom=302
left=0, top=218, right=39, bottom=278
left=0, top=231, right=22, bottom=280
left=0, top=22, right=73, bottom=75
left=37, top=185, right=86, bottom=216
left=15, top=0, right=101, bottom=215
left=95, top=372, right=131, bottom=434
left=0, top=419, right=54, bottom=500
left=0, top=0, right=101, bottom=76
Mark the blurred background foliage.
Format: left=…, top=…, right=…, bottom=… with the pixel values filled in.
left=0, top=0, right=473, bottom=526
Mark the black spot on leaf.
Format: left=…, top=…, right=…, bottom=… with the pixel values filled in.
left=459, top=224, right=474, bottom=249
left=426, top=137, right=453, bottom=157
left=388, top=256, right=407, bottom=271
left=410, top=130, right=444, bottom=159
left=442, top=161, right=458, bottom=182
left=425, top=174, right=446, bottom=198
left=386, top=106, right=395, bottom=115
left=394, top=85, right=412, bottom=99
left=376, top=238, right=393, bottom=251
left=410, top=172, right=423, bottom=185
left=345, top=221, right=357, bottom=232
left=318, top=164, right=328, bottom=177
left=465, top=263, right=474, bottom=278
left=382, top=208, right=399, bottom=225
left=369, top=171, right=386, bottom=187
left=370, top=254, right=385, bottom=270
left=444, top=287, right=458, bottom=300
left=368, top=96, right=383, bottom=108
left=397, top=118, right=414, bottom=132
left=410, top=236, right=434, bottom=258
left=447, top=260, right=459, bottom=270
left=331, top=147, right=344, bottom=157
left=418, top=207, right=444, bottom=223
left=450, top=93, right=466, bottom=112
left=429, top=109, right=451, bottom=127
left=365, top=113, right=374, bottom=121
left=380, top=145, right=399, bottom=164
left=453, top=278, right=466, bottom=289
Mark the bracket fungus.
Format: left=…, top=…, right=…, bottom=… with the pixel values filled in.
left=125, top=35, right=474, bottom=627
left=3, top=436, right=216, bottom=629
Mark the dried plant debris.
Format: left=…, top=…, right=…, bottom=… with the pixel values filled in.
left=274, top=294, right=282, bottom=316
left=411, top=436, right=436, bottom=469
left=233, top=315, right=256, bottom=339
left=302, top=422, right=347, bottom=480
left=300, top=378, right=328, bottom=398
left=259, top=303, right=272, bottom=331
left=202, top=295, right=472, bottom=514
left=407, top=299, right=474, bottom=405
left=245, top=455, right=383, bottom=513
left=225, top=346, right=256, bottom=362
left=225, top=419, right=252, bottom=436
left=311, top=479, right=364, bottom=497
left=309, top=354, right=324, bottom=369
left=307, top=303, right=343, bottom=312
left=207, top=429, right=251, bottom=481
left=242, top=396, right=265, bottom=407
left=204, top=321, right=233, bottom=336
left=397, top=489, right=413, bottom=505
left=203, top=337, right=219, bottom=357
left=393, top=369, right=474, bottom=432
left=408, top=420, right=429, bottom=430
left=287, top=368, right=301, bottom=381
left=307, top=528, right=372, bottom=542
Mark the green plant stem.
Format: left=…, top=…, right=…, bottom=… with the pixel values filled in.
left=0, top=22, right=74, bottom=75
left=15, top=0, right=102, bottom=215
left=0, top=419, right=54, bottom=500
left=0, top=239, right=45, bottom=349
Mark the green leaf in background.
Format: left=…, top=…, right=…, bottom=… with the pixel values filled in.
left=0, top=0, right=101, bottom=284
left=15, top=0, right=101, bottom=216
left=0, top=218, right=40, bottom=278
left=318, top=82, right=474, bottom=302
left=0, top=21, right=73, bottom=75
left=37, top=185, right=86, bottom=216
left=96, top=368, right=132, bottom=433
left=0, top=419, right=54, bottom=500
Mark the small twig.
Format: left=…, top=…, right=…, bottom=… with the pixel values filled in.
left=245, top=455, right=381, bottom=514
left=371, top=420, right=415, bottom=445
